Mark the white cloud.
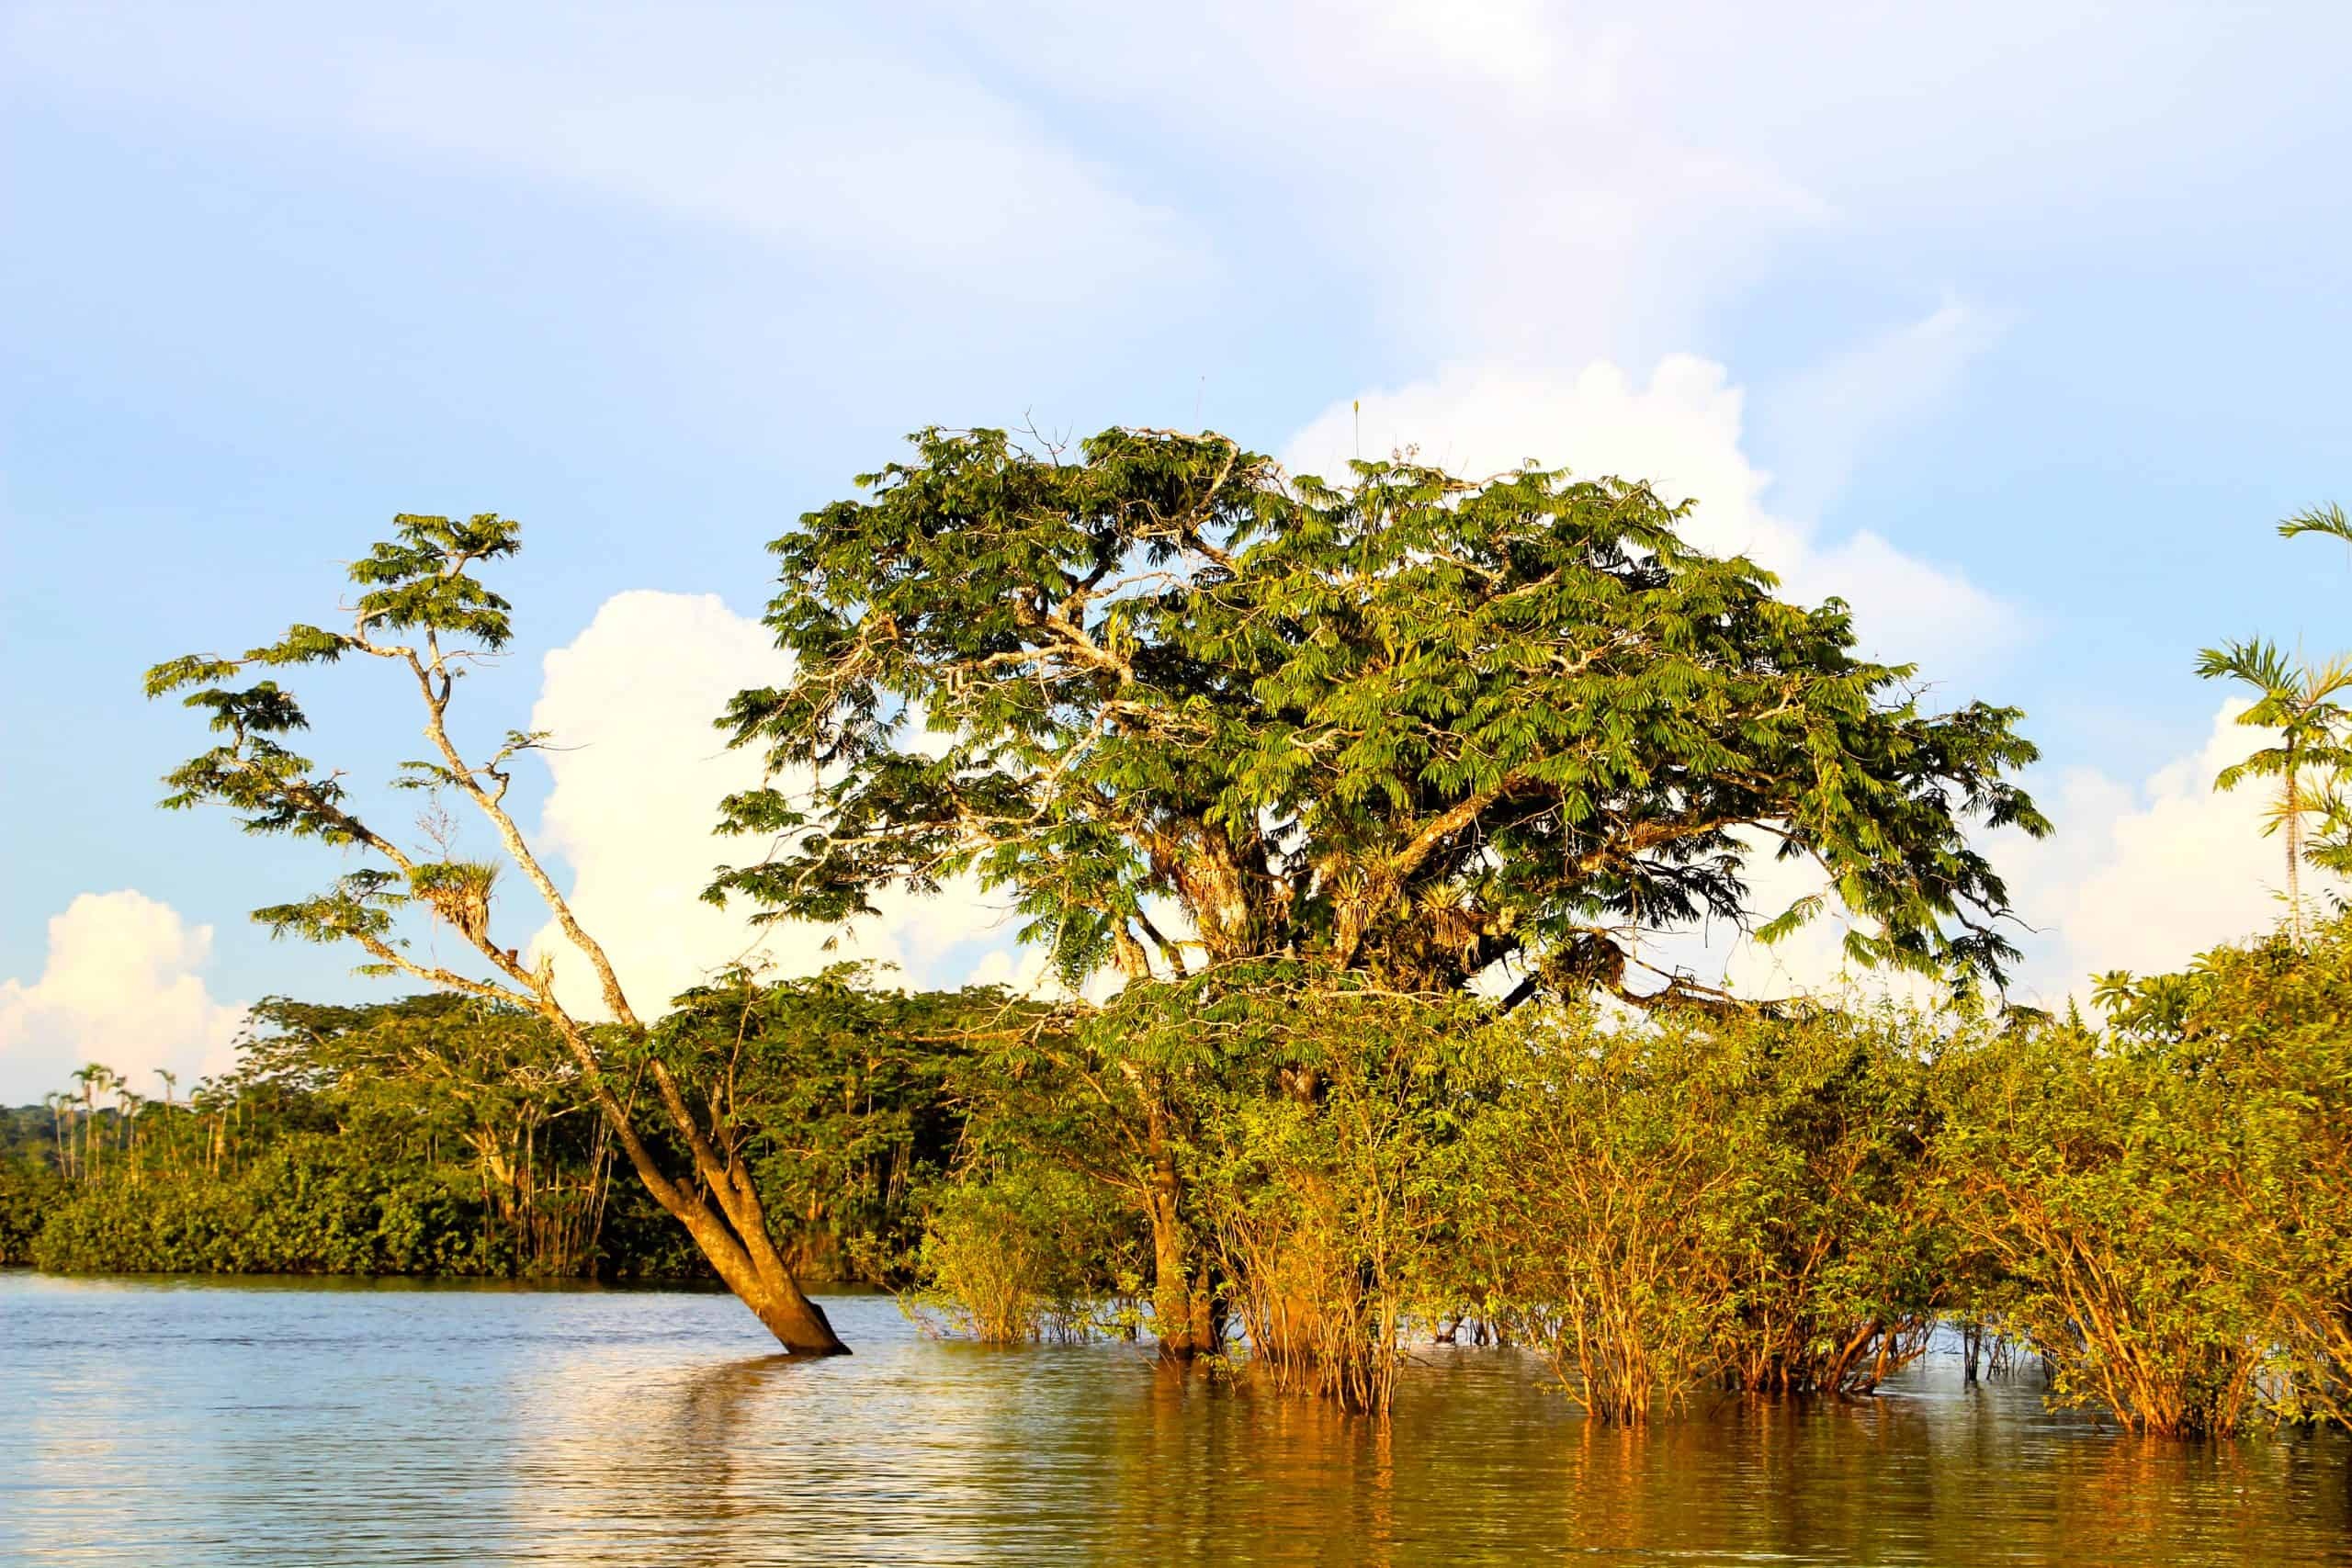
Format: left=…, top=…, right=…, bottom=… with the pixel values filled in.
left=524, top=591, right=1022, bottom=1021
left=1630, top=700, right=2326, bottom=1010
left=940, top=0, right=2334, bottom=369
left=13, top=1, right=2343, bottom=375
left=0, top=892, right=246, bottom=1105
left=4, top=1, right=1202, bottom=304
left=1282, top=353, right=2019, bottom=682
left=2001, top=699, right=2324, bottom=1004
left=1756, top=299, right=2016, bottom=520
left=947, top=0, right=1836, bottom=364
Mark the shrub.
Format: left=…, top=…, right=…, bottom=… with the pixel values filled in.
left=1190, top=988, right=1482, bottom=1411
left=912, top=1164, right=1120, bottom=1343
left=1466, top=1006, right=1947, bottom=1423
left=0, top=1159, right=62, bottom=1264
left=1941, top=920, right=2352, bottom=1435
left=30, top=1136, right=495, bottom=1276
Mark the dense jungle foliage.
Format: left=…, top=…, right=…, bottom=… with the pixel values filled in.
left=12, top=913, right=2352, bottom=1436
left=3, top=974, right=1004, bottom=1285
left=96, top=441, right=2352, bottom=1427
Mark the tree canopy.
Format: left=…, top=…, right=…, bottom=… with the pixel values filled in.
left=714, top=427, right=2048, bottom=1006
left=143, top=512, right=851, bottom=1352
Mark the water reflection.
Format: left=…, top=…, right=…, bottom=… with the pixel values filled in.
left=2, top=1272, right=2347, bottom=1565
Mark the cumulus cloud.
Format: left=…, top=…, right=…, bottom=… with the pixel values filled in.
left=0, top=891, right=246, bottom=1106
left=1608, top=700, right=2323, bottom=1010
left=525, top=591, right=1023, bottom=1020
left=1999, top=699, right=2325, bottom=1005
left=1282, top=352, right=2019, bottom=682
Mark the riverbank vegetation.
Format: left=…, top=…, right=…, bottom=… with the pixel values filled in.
left=40, top=430, right=2342, bottom=1433
left=2, top=975, right=998, bottom=1283
left=11, top=911, right=2351, bottom=1436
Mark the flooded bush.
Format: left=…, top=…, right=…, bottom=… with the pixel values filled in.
left=1941, top=920, right=2352, bottom=1435
left=1465, top=1006, right=1948, bottom=1424
left=912, top=1165, right=1127, bottom=1344
left=25, top=919, right=2352, bottom=1438
left=1468, top=1010, right=1747, bottom=1423
left=1711, top=1011, right=1951, bottom=1398
left=1189, top=987, right=1482, bottom=1411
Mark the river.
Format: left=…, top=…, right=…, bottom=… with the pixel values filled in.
left=2, top=1272, right=2346, bottom=1564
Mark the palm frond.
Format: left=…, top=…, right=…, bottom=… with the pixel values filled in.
left=2278, top=501, right=2352, bottom=545
left=2195, top=636, right=2294, bottom=696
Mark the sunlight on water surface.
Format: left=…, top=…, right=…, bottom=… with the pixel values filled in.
left=2, top=1273, right=2346, bottom=1565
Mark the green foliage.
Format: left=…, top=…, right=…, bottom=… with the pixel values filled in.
left=715, top=427, right=2047, bottom=1006
left=0, top=1157, right=62, bottom=1264
left=17, top=996, right=621, bottom=1279
left=16, top=978, right=1005, bottom=1287
left=1942, top=915, right=2352, bottom=1435
left=16, top=923, right=2352, bottom=1440
left=1462, top=1006, right=1948, bottom=1423
left=347, top=514, right=521, bottom=648
left=143, top=513, right=537, bottom=984
left=31, top=1137, right=492, bottom=1275
left=650, top=968, right=1011, bottom=1282
left=910, top=1164, right=1129, bottom=1344
left=1181, top=983, right=1490, bottom=1410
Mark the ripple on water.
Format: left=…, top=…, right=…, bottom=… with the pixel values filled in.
left=1, top=1272, right=2346, bottom=1566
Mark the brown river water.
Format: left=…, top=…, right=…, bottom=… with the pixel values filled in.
left=2, top=1272, right=2347, bottom=1565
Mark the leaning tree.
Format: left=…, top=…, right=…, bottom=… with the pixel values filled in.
left=709, top=425, right=2052, bottom=1351
left=147, top=514, right=846, bottom=1353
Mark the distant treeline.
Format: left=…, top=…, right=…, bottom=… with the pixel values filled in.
left=9, top=919, right=2352, bottom=1438
left=0, top=976, right=983, bottom=1286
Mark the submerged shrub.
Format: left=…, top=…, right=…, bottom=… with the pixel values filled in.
left=912, top=1164, right=1124, bottom=1343
left=1465, top=1005, right=1948, bottom=1424
left=1942, top=919, right=2352, bottom=1435
left=1713, top=1010, right=1951, bottom=1398
left=1470, top=1009, right=1749, bottom=1423
left=1939, top=1026, right=2290, bottom=1434
left=1189, top=986, right=1485, bottom=1411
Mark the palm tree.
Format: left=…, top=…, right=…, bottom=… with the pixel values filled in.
left=2267, top=503, right=2352, bottom=876
left=70, top=1064, right=110, bottom=1181
left=153, top=1069, right=180, bottom=1175
left=43, top=1092, right=70, bottom=1179
left=116, top=1084, right=142, bottom=1174
left=2195, top=638, right=2352, bottom=944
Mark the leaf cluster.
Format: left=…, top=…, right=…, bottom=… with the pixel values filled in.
left=716, top=427, right=2049, bottom=1004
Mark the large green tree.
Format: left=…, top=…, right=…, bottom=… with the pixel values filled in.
left=714, top=427, right=2047, bottom=1004
left=146, top=515, right=847, bottom=1353
left=711, top=427, right=2048, bottom=1357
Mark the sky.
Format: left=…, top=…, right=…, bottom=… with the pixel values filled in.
left=6, top=0, right=2352, bottom=1100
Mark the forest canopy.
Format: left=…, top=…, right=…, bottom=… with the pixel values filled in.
left=714, top=428, right=2049, bottom=1008
left=73, top=434, right=2341, bottom=1437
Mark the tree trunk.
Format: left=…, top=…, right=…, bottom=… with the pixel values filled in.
left=1144, top=1095, right=1213, bottom=1361
left=605, top=1088, right=848, bottom=1356
left=2288, top=770, right=2306, bottom=945
left=524, top=1006, right=846, bottom=1354
left=663, top=1185, right=844, bottom=1352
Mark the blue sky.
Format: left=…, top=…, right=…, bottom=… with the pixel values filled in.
left=6, top=1, right=2352, bottom=1099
